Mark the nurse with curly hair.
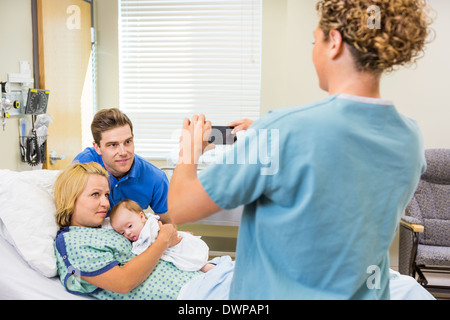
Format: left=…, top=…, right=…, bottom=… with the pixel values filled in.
left=168, top=0, right=434, bottom=299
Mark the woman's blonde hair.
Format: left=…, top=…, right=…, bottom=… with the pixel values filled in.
left=54, top=162, right=110, bottom=228
left=316, top=0, right=434, bottom=74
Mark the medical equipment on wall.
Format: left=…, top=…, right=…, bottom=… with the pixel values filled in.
left=1, top=61, right=35, bottom=131
left=1, top=98, right=20, bottom=131
left=19, top=89, right=51, bottom=166
left=1, top=82, right=21, bottom=131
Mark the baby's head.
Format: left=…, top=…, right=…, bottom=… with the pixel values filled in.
left=110, top=199, right=147, bottom=242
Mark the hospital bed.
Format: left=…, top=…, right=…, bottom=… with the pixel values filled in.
left=0, top=169, right=435, bottom=300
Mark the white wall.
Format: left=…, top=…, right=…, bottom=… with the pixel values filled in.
left=94, top=0, right=119, bottom=111
left=261, top=0, right=326, bottom=114
left=261, top=0, right=450, bottom=150
left=381, top=0, right=450, bottom=149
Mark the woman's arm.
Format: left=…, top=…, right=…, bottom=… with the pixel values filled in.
left=81, top=222, right=181, bottom=293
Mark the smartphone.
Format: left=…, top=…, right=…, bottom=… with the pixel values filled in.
left=208, top=126, right=237, bottom=145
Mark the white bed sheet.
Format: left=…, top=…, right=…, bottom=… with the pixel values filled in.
left=0, top=236, right=93, bottom=300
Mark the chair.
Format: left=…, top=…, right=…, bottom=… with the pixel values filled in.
left=399, top=149, right=450, bottom=291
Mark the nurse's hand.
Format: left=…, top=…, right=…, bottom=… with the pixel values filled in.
left=179, top=114, right=214, bottom=165
left=228, top=118, right=254, bottom=134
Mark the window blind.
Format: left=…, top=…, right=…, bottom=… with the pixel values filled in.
left=118, top=0, right=262, bottom=159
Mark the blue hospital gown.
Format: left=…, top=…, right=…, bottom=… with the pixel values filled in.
left=54, top=227, right=201, bottom=300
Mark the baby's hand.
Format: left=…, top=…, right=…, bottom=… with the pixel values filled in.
left=200, top=263, right=216, bottom=273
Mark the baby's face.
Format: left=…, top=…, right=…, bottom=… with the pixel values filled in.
left=111, top=208, right=147, bottom=242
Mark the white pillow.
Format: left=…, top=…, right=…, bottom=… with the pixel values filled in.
left=0, top=169, right=61, bottom=277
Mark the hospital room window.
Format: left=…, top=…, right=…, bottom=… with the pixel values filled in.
left=118, top=0, right=262, bottom=160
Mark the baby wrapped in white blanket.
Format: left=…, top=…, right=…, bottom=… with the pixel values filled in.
left=110, top=200, right=212, bottom=272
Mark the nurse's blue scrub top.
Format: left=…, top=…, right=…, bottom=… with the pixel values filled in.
left=74, top=148, right=169, bottom=214
left=199, top=94, right=426, bottom=300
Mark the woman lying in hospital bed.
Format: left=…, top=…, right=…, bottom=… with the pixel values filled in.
left=51, top=162, right=227, bottom=299
left=0, top=165, right=434, bottom=300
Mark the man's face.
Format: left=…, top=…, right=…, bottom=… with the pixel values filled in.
left=93, top=125, right=135, bottom=179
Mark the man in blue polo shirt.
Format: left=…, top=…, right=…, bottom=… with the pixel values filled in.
left=74, top=108, right=171, bottom=223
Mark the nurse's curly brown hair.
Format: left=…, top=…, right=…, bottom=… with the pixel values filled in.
left=316, top=0, right=434, bottom=74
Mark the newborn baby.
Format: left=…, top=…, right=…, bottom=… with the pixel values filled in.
left=110, top=199, right=215, bottom=272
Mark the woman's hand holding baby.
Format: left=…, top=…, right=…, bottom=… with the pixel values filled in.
left=157, top=222, right=182, bottom=249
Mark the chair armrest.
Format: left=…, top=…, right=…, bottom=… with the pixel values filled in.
left=399, top=217, right=423, bottom=276
left=400, top=218, right=424, bottom=233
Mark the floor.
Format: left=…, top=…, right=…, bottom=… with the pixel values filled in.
left=421, top=272, right=450, bottom=300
